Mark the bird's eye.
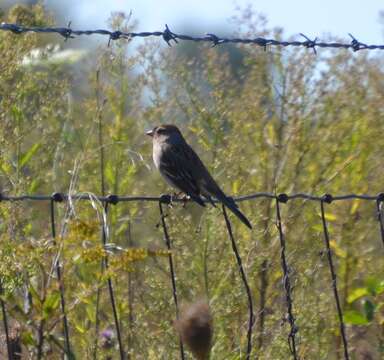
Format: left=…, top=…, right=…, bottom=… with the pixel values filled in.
left=157, top=128, right=166, bottom=134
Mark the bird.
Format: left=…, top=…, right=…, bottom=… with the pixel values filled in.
left=146, top=124, right=252, bottom=229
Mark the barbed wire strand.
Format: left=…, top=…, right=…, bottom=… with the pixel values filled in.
left=50, top=196, right=72, bottom=358
left=275, top=196, right=298, bottom=359
left=158, top=195, right=186, bottom=360
left=320, top=196, right=349, bottom=360
left=1, top=23, right=383, bottom=52
left=101, top=202, right=125, bottom=360
left=222, top=205, right=255, bottom=360
left=0, top=280, right=11, bottom=360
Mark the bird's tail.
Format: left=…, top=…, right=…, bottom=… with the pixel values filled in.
left=221, top=196, right=252, bottom=229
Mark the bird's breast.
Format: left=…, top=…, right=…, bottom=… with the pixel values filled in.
left=152, top=141, right=163, bottom=170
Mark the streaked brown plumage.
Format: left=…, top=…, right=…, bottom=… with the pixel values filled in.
left=146, top=124, right=252, bottom=229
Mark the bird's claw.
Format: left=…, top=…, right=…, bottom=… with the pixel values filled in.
left=159, top=194, right=172, bottom=206
left=168, top=192, right=189, bottom=208
left=175, top=192, right=190, bottom=208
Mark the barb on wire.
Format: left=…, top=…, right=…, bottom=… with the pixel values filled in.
left=50, top=194, right=72, bottom=359
left=222, top=205, right=254, bottom=360
left=275, top=195, right=298, bottom=359
left=158, top=195, right=185, bottom=360
left=1, top=23, right=383, bottom=51
left=101, top=201, right=125, bottom=360
left=300, top=33, right=318, bottom=54
left=320, top=196, right=349, bottom=360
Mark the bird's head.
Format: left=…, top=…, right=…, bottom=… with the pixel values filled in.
left=146, top=124, right=184, bottom=144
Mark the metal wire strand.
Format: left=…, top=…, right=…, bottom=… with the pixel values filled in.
left=0, top=192, right=380, bottom=203
left=275, top=197, right=298, bottom=359
left=376, top=195, right=384, bottom=248
left=50, top=196, right=72, bottom=358
left=0, top=190, right=382, bottom=359
left=0, top=23, right=383, bottom=52
left=320, top=199, right=349, bottom=360
left=222, top=205, right=254, bottom=360
left=0, top=280, right=11, bottom=360
left=158, top=196, right=185, bottom=360
left=101, top=202, right=125, bottom=360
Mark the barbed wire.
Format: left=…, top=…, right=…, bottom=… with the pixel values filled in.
left=1, top=23, right=383, bottom=52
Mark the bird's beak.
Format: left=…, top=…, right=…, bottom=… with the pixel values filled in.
left=146, top=129, right=154, bottom=137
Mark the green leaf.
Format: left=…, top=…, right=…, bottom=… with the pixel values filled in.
left=29, top=284, right=42, bottom=308
left=324, top=212, right=337, bottom=221
left=344, top=310, right=369, bottom=325
left=43, top=291, right=61, bottom=319
left=0, top=160, right=11, bottom=176
left=19, top=143, right=41, bottom=168
left=347, top=288, right=369, bottom=303
left=11, top=105, right=23, bottom=122
left=75, top=324, right=86, bottom=334
left=365, top=277, right=384, bottom=296
left=21, top=330, right=36, bottom=346
left=363, top=299, right=376, bottom=321
left=28, top=178, right=39, bottom=193
left=86, top=304, right=96, bottom=323
left=329, top=240, right=347, bottom=258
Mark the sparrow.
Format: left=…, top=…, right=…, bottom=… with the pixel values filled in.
left=146, top=124, right=252, bottom=229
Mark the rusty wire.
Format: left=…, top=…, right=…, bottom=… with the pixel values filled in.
left=1, top=23, right=383, bottom=52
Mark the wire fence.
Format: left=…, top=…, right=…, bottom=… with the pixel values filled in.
left=0, top=191, right=383, bottom=359
left=2, top=13, right=383, bottom=360
left=1, top=22, right=384, bottom=52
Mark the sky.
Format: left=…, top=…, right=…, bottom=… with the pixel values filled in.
left=3, top=0, right=384, bottom=44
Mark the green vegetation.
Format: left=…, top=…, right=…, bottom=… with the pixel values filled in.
left=0, top=4, right=383, bottom=359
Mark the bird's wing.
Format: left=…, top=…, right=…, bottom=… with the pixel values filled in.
left=159, top=143, right=205, bottom=206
